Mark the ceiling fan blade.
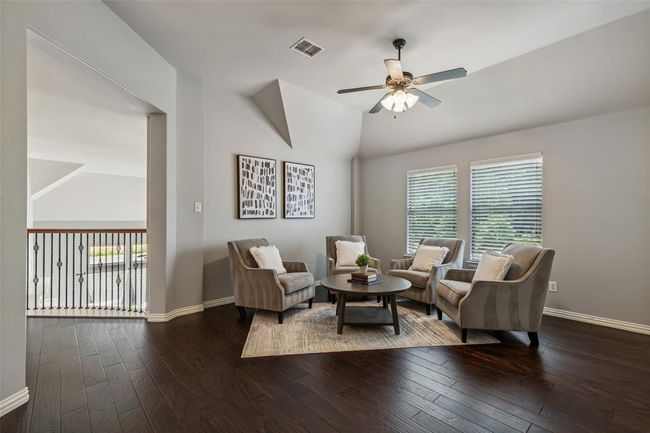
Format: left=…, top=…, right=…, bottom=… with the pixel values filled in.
left=337, top=84, right=387, bottom=94
left=369, top=93, right=392, bottom=114
left=384, top=59, right=404, bottom=80
left=410, top=88, right=441, bottom=108
left=413, top=67, right=467, bottom=85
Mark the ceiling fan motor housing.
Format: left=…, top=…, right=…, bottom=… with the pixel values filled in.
left=386, top=71, right=413, bottom=85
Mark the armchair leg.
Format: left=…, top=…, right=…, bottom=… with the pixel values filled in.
left=461, top=328, right=468, bottom=343
left=308, top=298, right=313, bottom=309
left=377, top=295, right=381, bottom=303
left=237, top=306, right=246, bottom=318
left=331, top=293, right=336, bottom=304
left=528, top=332, right=539, bottom=346
left=278, top=312, right=284, bottom=324
left=425, top=304, right=432, bottom=316
left=436, top=307, right=442, bottom=320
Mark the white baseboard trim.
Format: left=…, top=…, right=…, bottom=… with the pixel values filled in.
left=0, top=387, right=29, bottom=417
left=543, top=307, right=650, bottom=335
left=203, top=296, right=235, bottom=309
left=146, top=304, right=204, bottom=323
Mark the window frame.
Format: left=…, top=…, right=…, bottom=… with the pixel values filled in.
left=469, top=153, right=543, bottom=262
left=405, top=164, right=458, bottom=254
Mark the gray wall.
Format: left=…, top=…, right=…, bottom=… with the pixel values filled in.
left=202, top=81, right=361, bottom=301
left=360, top=106, right=650, bottom=326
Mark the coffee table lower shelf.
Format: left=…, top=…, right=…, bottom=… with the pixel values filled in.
left=336, top=293, right=401, bottom=335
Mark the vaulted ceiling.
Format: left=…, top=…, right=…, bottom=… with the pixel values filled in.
left=104, top=1, right=650, bottom=158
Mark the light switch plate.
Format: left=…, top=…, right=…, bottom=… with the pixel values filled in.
left=548, top=281, right=558, bottom=293
left=194, top=201, right=202, bottom=213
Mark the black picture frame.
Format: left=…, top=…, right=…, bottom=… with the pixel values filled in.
left=283, top=161, right=315, bottom=219
left=237, top=154, right=277, bottom=219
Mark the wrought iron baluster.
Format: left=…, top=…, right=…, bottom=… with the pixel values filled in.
left=140, top=232, right=144, bottom=313
left=57, top=233, right=62, bottom=309
left=104, top=233, right=108, bottom=310
left=86, top=233, right=89, bottom=309
left=32, top=234, right=39, bottom=309
left=65, top=233, right=69, bottom=308
left=121, top=233, right=125, bottom=311
left=72, top=233, right=76, bottom=309
left=129, top=233, right=133, bottom=311
left=78, top=235, right=84, bottom=308
left=42, top=233, right=45, bottom=309
left=116, top=234, right=122, bottom=311
left=110, top=233, right=114, bottom=310
left=93, top=233, right=97, bottom=310
left=50, top=233, right=54, bottom=309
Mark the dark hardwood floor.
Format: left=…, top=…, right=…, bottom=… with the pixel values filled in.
left=2, top=291, right=649, bottom=433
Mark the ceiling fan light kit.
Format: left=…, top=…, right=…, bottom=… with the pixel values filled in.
left=337, top=38, right=467, bottom=115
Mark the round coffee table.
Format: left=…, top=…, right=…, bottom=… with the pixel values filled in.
left=320, top=274, right=411, bottom=335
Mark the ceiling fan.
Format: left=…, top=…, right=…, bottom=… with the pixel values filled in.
left=337, top=38, right=467, bottom=114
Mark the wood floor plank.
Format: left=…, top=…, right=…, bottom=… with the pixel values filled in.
left=105, top=363, right=141, bottom=415
left=29, top=360, right=60, bottom=433
left=85, top=381, right=121, bottom=433
left=80, top=354, right=106, bottom=387
left=118, top=408, right=153, bottom=433
left=90, top=321, right=122, bottom=367
left=59, top=346, right=86, bottom=415
left=74, top=320, right=99, bottom=358
left=128, top=368, right=180, bottom=433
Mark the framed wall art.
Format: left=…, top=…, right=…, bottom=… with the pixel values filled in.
left=283, top=161, right=315, bottom=219
left=237, top=154, right=277, bottom=219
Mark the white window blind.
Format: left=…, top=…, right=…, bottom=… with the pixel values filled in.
left=407, top=166, right=458, bottom=253
left=470, top=154, right=543, bottom=261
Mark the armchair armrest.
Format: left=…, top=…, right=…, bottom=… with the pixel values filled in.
left=327, top=257, right=336, bottom=275
left=369, top=256, right=381, bottom=272
left=283, top=261, right=309, bottom=273
left=444, top=268, right=475, bottom=283
left=390, top=257, right=413, bottom=270
left=238, top=266, right=284, bottom=293
left=428, top=262, right=455, bottom=282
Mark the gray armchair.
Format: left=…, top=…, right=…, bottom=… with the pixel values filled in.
left=326, top=235, right=382, bottom=303
left=435, top=244, right=555, bottom=345
left=227, top=238, right=315, bottom=324
left=387, top=238, right=464, bottom=315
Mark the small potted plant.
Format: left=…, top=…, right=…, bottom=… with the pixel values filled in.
left=355, top=253, right=370, bottom=274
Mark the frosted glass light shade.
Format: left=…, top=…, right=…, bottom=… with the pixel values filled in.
left=381, top=89, right=419, bottom=113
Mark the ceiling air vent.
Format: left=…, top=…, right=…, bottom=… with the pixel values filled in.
left=290, top=38, right=324, bottom=58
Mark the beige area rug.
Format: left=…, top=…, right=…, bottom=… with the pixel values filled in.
left=241, top=301, right=499, bottom=358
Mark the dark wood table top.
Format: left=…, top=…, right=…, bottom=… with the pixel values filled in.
left=321, top=274, right=411, bottom=295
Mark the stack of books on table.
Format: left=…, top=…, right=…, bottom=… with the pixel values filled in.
left=348, top=271, right=382, bottom=285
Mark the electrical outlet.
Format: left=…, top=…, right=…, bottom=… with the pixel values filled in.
left=194, top=201, right=202, bottom=213
left=548, top=281, right=558, bottom=293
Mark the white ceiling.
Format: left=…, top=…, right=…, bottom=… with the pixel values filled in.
left=361, top=9, right=650, bottom=158
left=106, top=0, right=647, bottom=111
left=27, top=30, right=154, bottom=177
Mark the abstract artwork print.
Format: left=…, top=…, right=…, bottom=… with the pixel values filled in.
left=238, top=155, right=277, bottom=219
left=284, top=161, right=315, bottom=218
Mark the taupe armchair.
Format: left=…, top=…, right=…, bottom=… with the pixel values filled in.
left=387, top=238, right=464, bottom=315
left=227, top=238, right=315, bottom=324
left=435, top=244, right=555, bottom=345
left=326, top=235, right=381, bottom=302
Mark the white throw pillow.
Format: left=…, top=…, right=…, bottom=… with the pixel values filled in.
left=473, top=250, right=514, bottom=282
left=410, top=245, right=449, bottom=272
left=249, top=245, right=287, bottom=275
left=335, top=240, right=365, bottom=267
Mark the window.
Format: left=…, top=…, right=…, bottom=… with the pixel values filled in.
left=470, top=154, right=543, bottom=261
left=406, top=166, right=458, bottom=253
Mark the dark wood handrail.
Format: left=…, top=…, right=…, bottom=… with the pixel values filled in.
left=27, top=228, right=146, bottom=234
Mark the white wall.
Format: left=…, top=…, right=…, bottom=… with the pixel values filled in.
left=0, top=0, right=177, bottom=404
left=202, top=81, right=361, bottom=301
left=360, top=107, right=650, bottom=326
left=32, top=173, right=146, bottom=224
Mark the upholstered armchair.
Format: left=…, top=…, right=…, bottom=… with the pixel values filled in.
left=387, top=238, right=464, bottom=315
left=325, top=235, right=381, bottom=302
left=227, top=238, right=315, bottom=324
left=435, top=244, right=555, bottom=345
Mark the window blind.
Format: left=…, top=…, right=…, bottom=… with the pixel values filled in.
left=407, top=166, right=458, bottom=253
left=470, top=154, right=543, bottom=261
